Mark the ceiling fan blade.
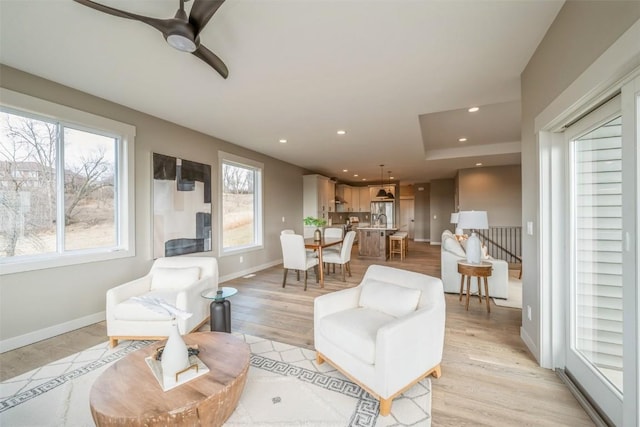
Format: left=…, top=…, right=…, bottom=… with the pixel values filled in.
left=192, top=45, right=228, bottom=79
left=73, top=0, right=173, bottom=36
left=189, top=0, right=225, bottom=36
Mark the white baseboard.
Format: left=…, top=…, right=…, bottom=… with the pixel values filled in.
left=219, top=259, right=282, bottom=283
left=414, top=238, right=431, bottom=242
left=0, top=311, right=106, bottom=353
left=520, top=326, right=539, bottom=363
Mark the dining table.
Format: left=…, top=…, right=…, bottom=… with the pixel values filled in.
left=304, top=236, right=343, bottom=287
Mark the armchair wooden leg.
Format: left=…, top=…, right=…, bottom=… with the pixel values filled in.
left=316, top=352, right=325, bottom=364
left=109, top=337, right=118, bottom=348
left=379, top=397, right=392, bottom=416
left=282, top=268, right=288, bottom=288
left=431, top=364, right=442, bottom=378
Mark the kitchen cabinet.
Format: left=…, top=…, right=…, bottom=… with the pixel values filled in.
left=357, top=186, right=371, bottom=212
left=303, top=174, right=335, bottom=222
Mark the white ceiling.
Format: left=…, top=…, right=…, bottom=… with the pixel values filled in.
left=0, top=0, right=564, bottom=185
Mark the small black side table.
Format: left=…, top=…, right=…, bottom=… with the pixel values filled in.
left=201, top=287, right=237, bottom=333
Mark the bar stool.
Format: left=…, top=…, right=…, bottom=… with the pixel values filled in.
left=389, top=233, right=405, bottom=260
left=396, top=232, right=408, bottom=257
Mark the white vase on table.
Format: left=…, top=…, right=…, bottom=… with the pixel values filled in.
left=161, top=321, right=190, bottom=383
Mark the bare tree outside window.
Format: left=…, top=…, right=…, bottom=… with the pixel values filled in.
left=63, top=127, right=116, bottom=251
left=222, top=162, right=255, bottom=248
left=0, top=110, right=118, bottom=258
left=0, top=112, right=57, bottom=256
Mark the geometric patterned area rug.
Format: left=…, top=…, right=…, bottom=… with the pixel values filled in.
left=0, top=334, right=431, bottom=427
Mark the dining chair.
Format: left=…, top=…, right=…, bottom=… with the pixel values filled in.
left=322, top=226, right=345, bottom=257
left=281, top=229, right=295, bottom=234
left=280, top=233, right=320, bottom=291
left=322, top=230, right=356, bottom=281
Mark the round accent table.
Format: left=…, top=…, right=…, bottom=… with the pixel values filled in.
left=457, top=261, right=493, bottom=313
left=201, top=287, right=237, bottom=333
left=90, top=332, right=250, bottom=426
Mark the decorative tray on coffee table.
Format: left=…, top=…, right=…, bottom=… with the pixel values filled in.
left=145, top=355, right=209, bottom=391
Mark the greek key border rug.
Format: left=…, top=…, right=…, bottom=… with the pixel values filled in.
left=0, top=334, right=431, bottom=427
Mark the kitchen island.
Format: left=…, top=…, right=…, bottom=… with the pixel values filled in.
left=358, top=226, right=398, bottom=260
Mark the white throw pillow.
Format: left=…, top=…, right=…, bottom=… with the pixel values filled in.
left=358, top=279, right=422, bottom=318
left=151, top=266, right=201, bottom=290
left=443, top=236, right=466, bottom=257
left=482, top=244, right=490, bottom=259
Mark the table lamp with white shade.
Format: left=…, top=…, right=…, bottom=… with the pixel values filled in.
left=457, top=210, right=488, bottom=264
left=450, top=212, right=463, bottom=236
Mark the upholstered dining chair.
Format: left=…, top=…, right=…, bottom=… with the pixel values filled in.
left=106, top=256, right=217, bottom=347
left=314, top=265, right=446, bottom=416
left=323, top=230, right=356, bottom=281
left=281, top=229, right=295, bottom=234
left=280, top=233, right=320, bottom=291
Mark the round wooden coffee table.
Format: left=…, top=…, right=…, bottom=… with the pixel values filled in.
left=90, top=332, right=250, bottom=426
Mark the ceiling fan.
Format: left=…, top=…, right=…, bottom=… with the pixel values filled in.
left=73, top=0, right=229, bottom=79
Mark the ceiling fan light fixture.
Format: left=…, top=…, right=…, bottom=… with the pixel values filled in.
left=167, top=33, right=197, bottom=52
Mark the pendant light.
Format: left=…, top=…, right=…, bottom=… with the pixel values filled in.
left=386, top=171, right=395, bottom=199
left=375, top=164, right=387, bottom=198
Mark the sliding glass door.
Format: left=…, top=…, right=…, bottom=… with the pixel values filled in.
left=565, top=95, right=623, bottom=425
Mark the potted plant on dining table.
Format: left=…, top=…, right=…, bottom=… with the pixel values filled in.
left=304, top=216, right=327, bottom=241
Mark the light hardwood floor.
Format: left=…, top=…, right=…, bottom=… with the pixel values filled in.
left=0, top=242, right=594, bottom=426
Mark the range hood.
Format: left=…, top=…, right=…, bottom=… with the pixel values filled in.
left=335, top=196, right=347, bottom=204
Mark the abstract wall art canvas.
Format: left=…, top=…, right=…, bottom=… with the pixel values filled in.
left=153, top=153, right=212, bottom=258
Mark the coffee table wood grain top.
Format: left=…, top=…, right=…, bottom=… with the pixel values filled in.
left=90, top=332, right=250, bottom=427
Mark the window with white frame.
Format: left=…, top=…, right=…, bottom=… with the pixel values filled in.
left=0, top=89, right=135, bottom=273
left=219, top=152, right=263, bottom=253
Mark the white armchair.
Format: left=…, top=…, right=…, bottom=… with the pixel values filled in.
left=106, top=256, right=217, bottom=347
left=314, top=265, right=445, bottom=416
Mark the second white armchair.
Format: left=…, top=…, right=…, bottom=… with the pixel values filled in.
left=314, top=265, right=446, bottom=416
left=106, top=256, right=217, bottom=347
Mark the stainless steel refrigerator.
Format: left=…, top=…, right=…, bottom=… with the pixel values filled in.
left=370, top=200, right=394, bottom=227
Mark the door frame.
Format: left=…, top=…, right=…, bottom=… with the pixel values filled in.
left=535, top=20, right=640, bottom=425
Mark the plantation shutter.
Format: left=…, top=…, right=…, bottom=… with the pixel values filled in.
left=574, top=115, right=623, bottom=377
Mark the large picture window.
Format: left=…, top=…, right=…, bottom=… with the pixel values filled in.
left=0, top=89, right=135, bottom=273
left=219, top=152, right=263, bottom=253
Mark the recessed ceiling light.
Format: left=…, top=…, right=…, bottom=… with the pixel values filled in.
left=337, top=130, right=347, bottom=135
left=342, top=169, right=348, bottom=172
left=475, top=162, right=483, bottom=166
left=353, top=174, right=359, bottom=177
left=468, top=107, right=479, bottom=112
left=458, top=137, right=467, bottom=142
left=279, top=139, right=287, bottom=143
left=362, top=178, right=367, bottom=181
left=390, top=176, right=395, bottom=180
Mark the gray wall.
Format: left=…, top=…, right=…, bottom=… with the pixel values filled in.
left=0, top=65, right=305, bottom=344
left=413, top=183, right=431, bottom=242
left=520, top=2, right=640, bottom=361
left=458, top=165, right=522, bottom=226
left=429, top=179, right=455, bottom=243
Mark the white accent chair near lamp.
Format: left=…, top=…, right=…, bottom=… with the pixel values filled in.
left=106, top=256, right=217, bottom=348
left=450, top=212, right=463, bottom=236
left=314, top=265, right=446, bottom=416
